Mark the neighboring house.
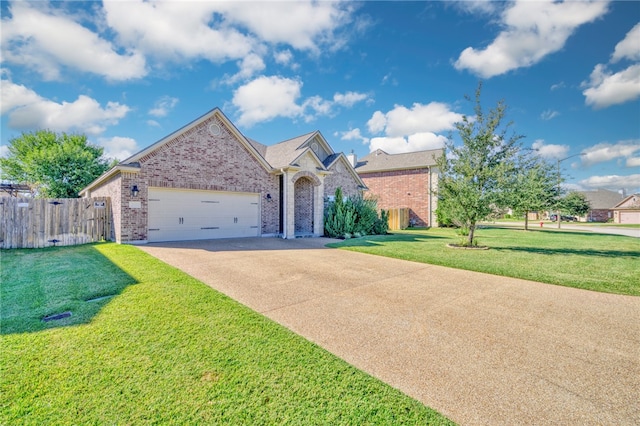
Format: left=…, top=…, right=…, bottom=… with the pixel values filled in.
left=80, top=108, right=364, bottom=243
left=0, top=183, right=32, bottom=198
left=613, top=194, right=640, bottom=224
left=578, top=189, right=624, bottom=222
left=353, top=148, right=442, bottom=228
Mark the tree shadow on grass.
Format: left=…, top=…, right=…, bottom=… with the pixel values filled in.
left=493, top=245, right=639, bottom=259
left=1, top=244, right=137, bottom=335
left=326, top=232, right=448, bottom=248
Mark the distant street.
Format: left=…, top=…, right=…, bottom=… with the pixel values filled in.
left=487, top=222, right=640, bottom=238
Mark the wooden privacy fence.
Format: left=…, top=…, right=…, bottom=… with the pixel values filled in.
left=0, top=197, right=112, bottom=249
left=387, top=207, right=410, bottom=230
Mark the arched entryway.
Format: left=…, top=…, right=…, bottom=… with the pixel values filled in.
left=294, top=177, right=314, bottom=235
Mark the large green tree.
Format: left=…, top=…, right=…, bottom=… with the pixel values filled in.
left=436, top=83, right=524, bottom=246
left=560, top=191, right=591, bottom=218
left=504, top=153, right=558, bottom=230
left=0, top=130, right=112, bottom=198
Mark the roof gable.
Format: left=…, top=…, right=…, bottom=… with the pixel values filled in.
left=264, top=131, right=335, bottom=169
left=355, top=148, right=442, bottom=173
left=325, top=152, right=367, bottom=188
left=122, top=108, right=272, bottom=172
left=290, top=147, right=326, bottom=170
left=614, top=193, right=640, bottom=209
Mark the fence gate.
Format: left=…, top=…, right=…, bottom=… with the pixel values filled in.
left=0, top=197, right=112, bottom=249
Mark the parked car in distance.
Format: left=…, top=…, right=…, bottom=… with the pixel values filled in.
left=549, top=214, right=577, bottom=222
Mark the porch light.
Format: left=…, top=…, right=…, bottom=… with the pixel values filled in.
left=266, top=193, right=272, bottom=201
left=131, top=185, right=139, bottom=197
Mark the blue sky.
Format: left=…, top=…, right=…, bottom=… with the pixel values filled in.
left=2, top=0, right=639, bottom=194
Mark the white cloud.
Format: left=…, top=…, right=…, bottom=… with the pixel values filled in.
left=367, top=102, right=463, bottom=137
left=581, top=140, right=640, bottom=166
left=364, top=102, right=460, bottom=153
left=232, top=76, right=304, bottom=126
left=216, top=1, right=354, bottom=53
left=0, top=78, right=42, bottom=114
left=540, top=110, right=560, bottom=121
left=147, top=120, right=161, bottom=128
left=302, top=96, right=333, bottom=119
left=333, top=91, right=369, bottom=107
left=369, top=133, right=447, bottom=154
left=337, top=128, right=369, bottom=145
left=532, top=140, right=570, bottom=160
left=232, top=76, right=370, bottom=126
left=582, top=23, right=640, bottom=109
left=149, top=96, right=179, bottom=117
left=454, top=0, right=609, bottom=78
left=97, top=136, right=138, bottom=161
left=1, top=79, right=130, bottom=135
left=103, top=1, right=254, bottom=63
left=579, top=174, right=640, bottom=191
left=453, top=0, right=500, bottom=16
left=582, top=63, right=640, bottom=109
left=381, top=72, right=399, bottom=86
left=367, top=111, right=387, bottom=134
left=103, top=0, right=354, bottom=69
left=1, top=2, right=146, bottom=81
left=274, top=50, right=294, bottom=65
left=224, top=53, right=266, bottom=85
left=550, top=82, right=566, bottom=91
left=611, top=23, right=640, bottom=63
left=627, top=157, right=640, bottom=168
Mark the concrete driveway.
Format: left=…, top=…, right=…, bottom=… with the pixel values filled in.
left=139, top=237, right=640, bottom=425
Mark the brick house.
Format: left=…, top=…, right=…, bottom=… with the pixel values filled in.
left=80, top=108, right=364, bottom=243
left=613, top=193, right=640, bottom=224
left=353, top=148, right=442, bottom=228
left=578, top=189, right=624, bottom=222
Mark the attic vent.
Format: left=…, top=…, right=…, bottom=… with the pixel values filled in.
left=311, top=142, right=319, bottom=153
left=209, top=123, right=221, bottom=136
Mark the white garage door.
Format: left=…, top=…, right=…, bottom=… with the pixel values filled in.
left=619, top=211, right=640, bottom=224
left=148, top=188, right=260, bottom=242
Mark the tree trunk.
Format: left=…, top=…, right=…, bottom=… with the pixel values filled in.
left=524, top=211, right=529, bottom=231
left=468, top=223, right=476, bottom=246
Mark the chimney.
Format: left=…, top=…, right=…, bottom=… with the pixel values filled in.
left=346, top=150, right=357, bottom=168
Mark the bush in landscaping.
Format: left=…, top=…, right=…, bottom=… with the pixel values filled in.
left=324, top=188, right=388, bottom=238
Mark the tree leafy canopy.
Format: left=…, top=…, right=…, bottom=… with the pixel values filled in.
left=436, top=82, right=524, bottom=245
left=0, top=130, right=112, bottom=198
left=561, top=191, right=591, bottom=217
left=504, top=153, right=558, bottom=230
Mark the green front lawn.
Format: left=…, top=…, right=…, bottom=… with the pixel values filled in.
left=328, top=227, right=640, bottom=296
left=1, top=243, right=452, bottom=425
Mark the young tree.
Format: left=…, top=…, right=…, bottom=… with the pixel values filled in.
left=0, top=130, right=112, bottom=198
left=505, top=153, right=558, bottom=230
left=560, top=191, right=591, bottom=219
left=436, top=83, right=524, bottom=246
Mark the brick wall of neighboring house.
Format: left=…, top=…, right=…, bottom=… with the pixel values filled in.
left=118, top=117, right=279, bottom=242
left=324, top=159, right=362, bottom=199
left=360, top=168, right=431, bottom=227
left=587, top=209, right=613, bottom=222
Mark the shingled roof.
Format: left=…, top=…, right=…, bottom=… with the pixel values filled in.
left=355, top=148, right=443, bottom=173
left=579, top=189, right=624, bottom=209
left=262, top=132, right=318, bottom=169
